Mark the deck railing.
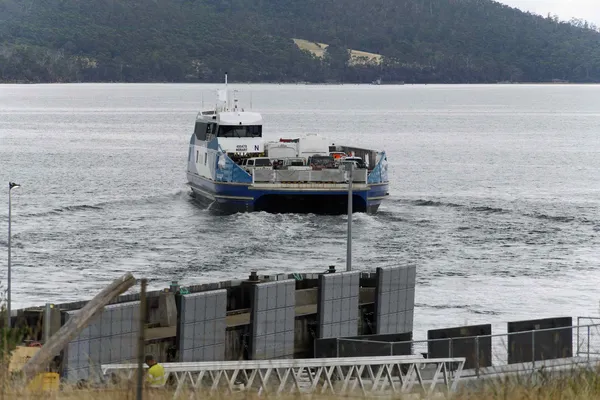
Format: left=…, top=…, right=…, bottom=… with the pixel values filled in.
left=252, top=168, right=368, bottom=184
left=102, top=355, right=466, bottom=397
left=331, top=321, right=600, bottom=379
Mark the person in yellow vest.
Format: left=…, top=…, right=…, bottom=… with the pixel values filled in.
left=145, top=354, right=166, bottom=388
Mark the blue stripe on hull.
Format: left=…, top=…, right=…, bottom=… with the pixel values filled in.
left=188, top=173, right=388, bottom=215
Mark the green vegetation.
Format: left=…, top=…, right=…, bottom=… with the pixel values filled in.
left=1, top=0, right=600, bottom=83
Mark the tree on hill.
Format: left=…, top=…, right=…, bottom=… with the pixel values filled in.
left=1, top=0, right=600, bottom=83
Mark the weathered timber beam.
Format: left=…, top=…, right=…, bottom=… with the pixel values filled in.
left=21, top=272, right=137, bottom=381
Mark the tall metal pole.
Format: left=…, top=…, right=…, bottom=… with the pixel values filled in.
left=7, top=182, right=19, bottom=329
left=7, top=184, right=11, bottom=329
left=44, top=303, right=52, bottom=343
left=137, top=278, right=147, bottom=400
left=346, top=163, right=353, bottom=272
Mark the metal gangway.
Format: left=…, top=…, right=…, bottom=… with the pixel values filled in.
left=102, top=355, right=466, bottom=398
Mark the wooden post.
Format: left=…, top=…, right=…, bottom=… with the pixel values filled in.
left=21, top=273, right=136, bottom=381
left=136, top=279, right=147, bottom=400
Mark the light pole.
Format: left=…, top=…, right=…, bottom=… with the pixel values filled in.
left=7, top=182, right=20, bottom=329
left=343, top=162, right=354, bottom=272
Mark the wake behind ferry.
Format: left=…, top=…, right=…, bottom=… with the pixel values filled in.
left=186, top=77, right=389, bottom=214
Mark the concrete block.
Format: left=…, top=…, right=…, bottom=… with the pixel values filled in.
left=285, top=307, right=295, bottom=331
left=378, top=316, right=389, bottom=334
left=323, top=300, right=333, bottom=325
left=214, top=343, right=225, bottom=361
left=100, top=337, right=112, bottom=364
left=111, top=307, right=123, bottom=335
left=215, top=318, right=226, bottom=344
left=205, top=294, right=216, bottom=320
left=277, top=283, right=287, bottom=307
left=257, top=286, right=268, bottom=311
left=256, top=311, right=267, bottom=336
left=351, top=272, right=359, bottom=287
left=333, top=277, right=342, bottom=299
left=78, top=340, right=90, bottom=363
left=180, top=294, right=194, bottom=325
left=66, top=341, right=79, bottom=363
left=340, top=305, right=349, bottom=322
left=267, top=284, right=277, bottom=310
left=100, top=313, right=112, bottom=337
left=204, top=320, right=216, bottom=345
left=204, top=345, right=214, bottom=361
left=286, top=286, right=295, bottom=307
left=193, top=295, right=205, bottom=322
left=267, top=311, right=278, bottom=335
left=397, top=288, right=407, bottom=311
left=79, top=325, right=91, bottom=341
left=342, top=278, right=351, bottom=298
left=390, top=295, right=398, bottom=314
left=182, top=324, right=194, bottom=350
left=131, top=305, right=141, bottom=332
left=192, top=347, right=203, bottom=361
left=275, top=307, right=285, bottom=331
left=89, top=338, right=102, bottom=365
left=215, top=293, right=227, bottom=316
left=109, top=336, right=121, bottom=363
left=405, top=310, right=414, bottom=332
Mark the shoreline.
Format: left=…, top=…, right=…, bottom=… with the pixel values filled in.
left=1, top=81, right=599, bottom=85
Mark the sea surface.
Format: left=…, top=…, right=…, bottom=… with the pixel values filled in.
left=1, top=83, right=600, bottom=339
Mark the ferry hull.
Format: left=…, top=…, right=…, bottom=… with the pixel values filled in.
left=187, top=173, right=388, bottom=215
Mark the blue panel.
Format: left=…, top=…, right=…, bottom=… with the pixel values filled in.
left=179, top=289, right=227, bottom=362
left=317, top=271, right=360, bottom=339
left=215, top=152, right=252, bottom=183
left=250, top=280, right=295, bottom=359
left=367, top=151, right=388, bottom=184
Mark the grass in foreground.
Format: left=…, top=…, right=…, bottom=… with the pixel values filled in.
left=4, top=367, right=600, bottom=399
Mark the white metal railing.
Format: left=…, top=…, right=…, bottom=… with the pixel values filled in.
left=102, top=355, right=466, bottom=398
left=577, top=318, right=600, bottom=358
left=252, top=169, right=368, bottom=184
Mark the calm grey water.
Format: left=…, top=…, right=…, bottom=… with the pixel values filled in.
left=1, top=83, right=600, bottom=339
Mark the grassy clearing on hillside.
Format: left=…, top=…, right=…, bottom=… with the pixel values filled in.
left=292, top=38, right=382, bottom=65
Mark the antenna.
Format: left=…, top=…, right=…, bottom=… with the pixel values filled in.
left=202, top=92, right=204, bottom=109
left=225, top=72, right=229, bottom=111
left=250, top=91, right=253, bottom=110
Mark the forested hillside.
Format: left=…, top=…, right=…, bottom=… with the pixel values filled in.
left=1, top=0, right=600, bottom=83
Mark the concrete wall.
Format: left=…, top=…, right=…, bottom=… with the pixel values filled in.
left=250, top=280, right=296, bottom=359
left=38, top=269, right=393, bottom=380
left=317, top=271, right=360, bottom=339
left=374, top=266, right=416, bottom=334
left=179, top=290, right=227, bottom=362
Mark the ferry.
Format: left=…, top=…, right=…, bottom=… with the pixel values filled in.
left=185, top=76, right=389, bottom=214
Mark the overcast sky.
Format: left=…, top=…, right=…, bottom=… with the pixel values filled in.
left=499, top=0, right=600, bottom=25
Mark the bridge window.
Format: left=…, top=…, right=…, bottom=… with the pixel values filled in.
left=217, top=125, right=262, bottom=138
left=194, top=122, right=208, bottom=141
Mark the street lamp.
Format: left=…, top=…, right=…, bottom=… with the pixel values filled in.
left=7, top=182, right=20, bottom=328
left=342, top=162, right=354, bottom=272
